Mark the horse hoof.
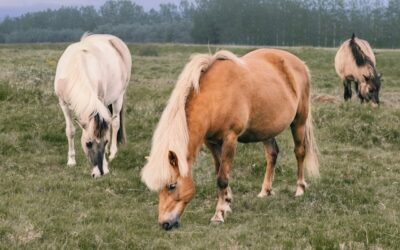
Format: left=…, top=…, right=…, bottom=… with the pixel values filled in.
left=210, top=211, right=224, bottom=224
left=257, top=189, right=274, bottom=198
left=67, top=160, right=76, bottom=167
left=109, top=151, right=117, bottom=161
left=294, top=188, right=304, bottom=197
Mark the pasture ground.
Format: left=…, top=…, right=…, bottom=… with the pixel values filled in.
left=0, top=43, right=399, bottom=249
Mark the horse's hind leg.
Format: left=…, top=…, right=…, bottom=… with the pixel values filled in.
left=343, top=79, right=352, bottom=101
left=210, top=133, right=237, bottom=223
left=290, top=121, right=307, bottom=197
left=258, top=138, right=279, bottom=198
left=59, top=100, right=76, bottom=167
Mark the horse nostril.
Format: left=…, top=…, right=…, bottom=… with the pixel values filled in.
left=92, top=174, right=95, bottom=178
left=161, top=222, right=171, bottom=230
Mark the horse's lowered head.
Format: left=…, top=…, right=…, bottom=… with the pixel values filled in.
left=358, top=71, right=382, bottom=107
left=157, top=151, right=195, bottom=230
left=78, top=113, right=110, bottom=178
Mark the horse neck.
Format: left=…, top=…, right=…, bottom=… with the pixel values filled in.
left=186, top=110, right=209, bottom=170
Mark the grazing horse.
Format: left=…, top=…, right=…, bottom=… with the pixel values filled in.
left=335, top=33, right=381, bottom=106
left=54, top=33, right=131, bottom=177
left=141, top=49, right=319, bottom=230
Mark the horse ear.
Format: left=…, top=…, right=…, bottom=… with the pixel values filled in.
left=351, top=33, right=356, bottom=41
left=168, top=151, right=179, bottom=171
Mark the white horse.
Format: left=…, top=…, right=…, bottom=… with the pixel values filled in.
left=54, top=33, right=131, bottom=177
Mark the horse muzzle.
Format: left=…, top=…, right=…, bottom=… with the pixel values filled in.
left=160, top=219, right=180, bottom=231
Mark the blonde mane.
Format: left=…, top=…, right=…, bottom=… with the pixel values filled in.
left=55, top=41, right=111, bottom=124
left=141, top=50, right=242, bottom=191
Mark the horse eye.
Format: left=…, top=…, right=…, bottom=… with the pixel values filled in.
left=86, top=141, right=93, bottom=148
left=167, top=183, right=177, bottom=191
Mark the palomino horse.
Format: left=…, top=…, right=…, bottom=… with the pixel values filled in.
left=141, top=49, right=319, bottom=230
left=335, top=33, right=381, bottom=106
left=54, top=33, right=131, bottom=177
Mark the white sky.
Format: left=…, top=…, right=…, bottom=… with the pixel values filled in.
left=0, top=0, right=183, bottom=19
left=0, top=0, right=177, bottom=8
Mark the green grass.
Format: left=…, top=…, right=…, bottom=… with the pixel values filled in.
left=0, top=43, right=399, bottom=249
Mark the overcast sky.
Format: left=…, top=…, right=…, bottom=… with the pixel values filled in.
left=0, top=0, right=183, bottom=19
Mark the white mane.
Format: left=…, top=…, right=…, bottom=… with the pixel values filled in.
left=141, top=50, right=242, bottom=191
left=55, top=38, right=111, bottom=124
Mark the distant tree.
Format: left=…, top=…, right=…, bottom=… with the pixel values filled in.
left=0, top=0, right=399, bottom=47
left=100, top=0, right=145, bottom=24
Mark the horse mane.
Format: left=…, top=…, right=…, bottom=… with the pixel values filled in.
left=57, top=43, right=111, bottom=127
left=349, top=33, right=374, bottom=67
left=94, top=113, right=109, bottom=138
left=141, top=50, right=242, bottom=191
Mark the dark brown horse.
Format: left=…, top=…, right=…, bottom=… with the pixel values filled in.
left=335, top=34, right=381, bottom=106
left=141, top=49, right=319, bottom=230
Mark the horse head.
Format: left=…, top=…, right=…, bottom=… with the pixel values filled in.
left=78, top=113, right=110, bottom=178
left=157, top=151, right=195, bottom=230
left=359, top=72, right=381, bottom=106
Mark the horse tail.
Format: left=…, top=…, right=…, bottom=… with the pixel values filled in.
left=117, top=100, right=126, bottom=144
left=304, top=109, right=320, bottom=177
left=141, top=50, right=241, bottom=191
left=304, top=69, right=320, bottom=178
left=349, top=33, right=371, bottom=67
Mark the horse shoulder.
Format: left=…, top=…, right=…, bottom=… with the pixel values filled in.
left=187, top=60, right=249, bottom=136
left=54, top=78, right=68, bottom=99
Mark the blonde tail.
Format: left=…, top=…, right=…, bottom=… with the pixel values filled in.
left=304, top=109, right=320, bottom=177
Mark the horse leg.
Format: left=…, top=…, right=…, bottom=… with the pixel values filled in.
left=290, top=121, right=307, bottom=197
left=211, top=133, right=237, bottom=223
left=354, top=81, right=366, bottom=103
left=343, top=79, right=352, bottom=101
left=205, top=141, right=222, bottom=174
left=109, top=97, right=123, bottom=161
left=59, top=100, right=76, bottom=167
left=258, top=138, right=279, bottom=198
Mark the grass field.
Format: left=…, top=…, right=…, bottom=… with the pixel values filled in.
left=0, top=43, right=399, bottom=249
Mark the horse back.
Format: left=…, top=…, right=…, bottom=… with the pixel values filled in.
left=335, top=38, right=376, bottom=81
left=55, top=34, right=131, bottom=105
left=186, top=49, right=310, bottom=143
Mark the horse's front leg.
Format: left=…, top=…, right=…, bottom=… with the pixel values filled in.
left=59, top=100, right=76, bottom=167
left=343, top=79, right=352, bottom=101
left=109, top=114, right=119, bottom=161
left=211, top=133, right=237, bottom=223
left=109, top=97, right=123, bottom=161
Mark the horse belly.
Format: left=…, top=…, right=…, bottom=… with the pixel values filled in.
left=238, top=90, right=297, bottom=143
left=238, top=120, right=291, bottom=143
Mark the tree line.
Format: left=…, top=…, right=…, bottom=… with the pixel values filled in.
left=0, top=0, right=399, bottom=48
